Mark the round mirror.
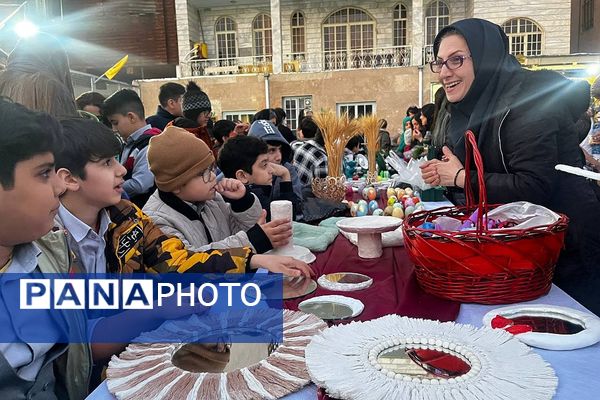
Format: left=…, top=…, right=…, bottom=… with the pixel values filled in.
left=509, top=315, right=584, bottom=335
left=283, top=277, right=317, bottom=300
left=299, top=301, right=354, bottom=321
left=324, top=273, right=370, bottom=284
left=376, top=346, right=471, bottom=379
left=172, top=328, right=279, bottom=373
left=318, top=272, right=373, bottom=291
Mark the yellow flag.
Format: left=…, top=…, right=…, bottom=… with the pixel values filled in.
left=103, top=55, right=128, bottom=80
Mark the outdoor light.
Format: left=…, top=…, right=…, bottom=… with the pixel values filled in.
left=14, top=20, right=38, bottom=38
left=587, top=64, right=600, bottom=77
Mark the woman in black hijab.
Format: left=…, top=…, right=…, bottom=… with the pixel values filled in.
left=420, top=18, right=600, bottom=314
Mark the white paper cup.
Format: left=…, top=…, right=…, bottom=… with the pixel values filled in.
left=270, top=200, right=293, bottom=251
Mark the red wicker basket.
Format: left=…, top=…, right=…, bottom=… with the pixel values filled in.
left=402, top=131, right=569, bottom=304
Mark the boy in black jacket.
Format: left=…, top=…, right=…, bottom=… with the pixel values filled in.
left=218, top=135, right=300, bottom=220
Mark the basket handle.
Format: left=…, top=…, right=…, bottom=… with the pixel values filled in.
left=463, top=130, right=488, bottom=233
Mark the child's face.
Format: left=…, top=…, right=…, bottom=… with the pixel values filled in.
left=108, top=113, right=138, bottom=138
left=239, top=154, right=273, bottom=186
left=267, top=144, right=282, bottom=164
left=197, top=110, right=211, bottom=128
left=175, top=165, right=217, bottom=203
left=405, top=121, right=412, bottom=131
left=0, top=153, right=64, bottom=246
left=70, top=157, right=127, bottom=210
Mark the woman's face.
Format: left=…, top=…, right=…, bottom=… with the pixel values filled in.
left=420, top=114, right=428, bottom=127
left=436, top=34, right=475, bottom=103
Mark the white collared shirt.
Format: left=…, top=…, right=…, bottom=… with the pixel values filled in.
left=58, top=205, right=111, bottom=274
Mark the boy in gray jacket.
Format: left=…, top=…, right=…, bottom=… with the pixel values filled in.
left=144, top=126, right=292, bottom=253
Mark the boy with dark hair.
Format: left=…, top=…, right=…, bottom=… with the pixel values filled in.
left=248, top=120, right=303, bottom=202
left=144, top=126, right=293, bottom=253
left=75, top=91, right=105, bottom=117
left=146, top=82, right=185, bottom=130
left=54, top=118, right=310, bottom=277
left=0, top=98, right=92, bottom=399
left=218, top=135, right=299, bottom=220
left=292, top=118, right=329, bottom=185
left=103, top=89, right=161, bottom=207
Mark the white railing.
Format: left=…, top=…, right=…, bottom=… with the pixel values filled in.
left=321, top=46, right=412, bottom=71
left=181, top=46, right=416, bottom=76
left=188, top=55, right=273, bottom=76
left=423, top=45, right=435, bottom=64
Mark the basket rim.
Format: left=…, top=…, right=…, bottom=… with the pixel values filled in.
left=402, top=204, right=569, bottom=242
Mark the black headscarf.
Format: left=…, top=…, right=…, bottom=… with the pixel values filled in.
left=433, top=18, right=521, bottom=161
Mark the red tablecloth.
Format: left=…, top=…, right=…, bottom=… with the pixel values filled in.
left=285, top=235, right=460, bottom=322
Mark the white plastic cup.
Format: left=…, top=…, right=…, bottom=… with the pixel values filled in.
left=270, top=200, right=294, bottom=251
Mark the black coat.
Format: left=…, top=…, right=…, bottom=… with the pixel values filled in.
left=146, top=106, right=177, bottom=131
left=446, top=69, right=600, bottom=314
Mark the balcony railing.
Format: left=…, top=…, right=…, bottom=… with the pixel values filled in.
left=182, top=46, right=416, bottom=76
left=423, top=45, right=435, bottom=64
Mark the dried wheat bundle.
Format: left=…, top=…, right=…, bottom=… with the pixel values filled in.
left=313, top=110, right=362, bottom=177
left=359, top=115, right=382, bottom=179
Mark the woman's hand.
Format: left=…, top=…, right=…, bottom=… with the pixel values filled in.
left=420, top=146, right=465, bottom=188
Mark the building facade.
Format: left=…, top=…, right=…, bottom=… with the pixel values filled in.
left=571, top=0, right=599, bottom=54
left=137, top=0, right=576, bottom=134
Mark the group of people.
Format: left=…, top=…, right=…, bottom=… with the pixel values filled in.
left=0, top=17, right=600, bottom=400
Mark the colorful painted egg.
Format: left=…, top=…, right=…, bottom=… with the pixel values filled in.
left=393, top=202, right=403, bottom=209
left=384, top=206, right=394, bottom=216
left=366, top=187, right=377, bottom=201
left=387, top=195, right=397, bottom=206
left=405, top=187, right=414, bottom=196
left=350, top=203, right=359, bottom=217
left=368, top=200, right=379, bottom=213
left=372, top=208, right=384, bottom=216
left=395, top=188, right=405, bottom=198
left=404, top=205, right=415, bottom=216
left=387, top=188, right=396, bottom=197
left=356, top=203, right=368, bottom=217
left=391, top=207, right=404, bottom=219
left=361, top=187, right=370, bottom=200
left=412, top=197, right=420, bottom=204
left=404, top=197, right=415, bottom=207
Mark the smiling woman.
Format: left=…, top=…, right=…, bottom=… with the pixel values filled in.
left=420, top=18, right=600, bottom=315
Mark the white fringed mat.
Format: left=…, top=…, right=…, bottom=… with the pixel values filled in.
left=305, top=315, right=558, bottom=400
left=107, top=309, right=327, bottom=400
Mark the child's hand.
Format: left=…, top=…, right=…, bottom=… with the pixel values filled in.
left=216, top=178, right=246, bottom=200
left=257, top=210, right=292, bottom=248
left=270, top=162, right=291, bottom=181
left=250, top=254, right=313, bottom=278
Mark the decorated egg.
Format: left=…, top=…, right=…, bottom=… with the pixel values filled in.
left=387, top=187, right=396, bottom=197
left=368, top=200, right=379, bottom=213
left=393, top=202, right=403, bottom=209
left=387, top=195, right=397, bottom=206
left=395, top=188, right=405, bottom=198
left=414, top=202, right=426, bottom=210
left=361, top=187, right=370, bottom=200
left=350, top=203, right=359, bottom=217
left=412, top=197, right=420, bottom=204
left=392, top=207, right=404, bottom=219
left=372, top=208, right=384, bottom=216
left=367, top=187, right=377, bottom=201
left=356, top=203, right=368, bottom=217
left=384, top=206, right=394, bottom=216
left=404, top=197, right=415, bottom=207
left=405, top=187, right=414, bottom=196
left=404, top=205, right=415, bottom=216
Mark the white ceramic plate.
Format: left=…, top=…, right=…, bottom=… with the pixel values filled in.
left=482, top=304, right=600, bottom=350
left=299, top=295, right=364, bottom=320
left=265, top=245, right=316, bottom=264
left=336, top=216, right=403, bottom=234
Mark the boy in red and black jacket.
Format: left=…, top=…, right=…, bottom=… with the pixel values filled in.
left=103, top=89, right=161, bottom=208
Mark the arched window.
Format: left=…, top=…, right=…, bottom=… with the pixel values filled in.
left=393, top=4, right=408, bottom=47
left=253, top=14, right=272, bottom=60
left=501, top=18, right=543, bottom=56
left=424, top=1, right=449, bottom=46
left=215, top=17, right=237, bottom=60
left=291, top=12, right=305, bottom=59
left=322, top=7, right=375, bottom=69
